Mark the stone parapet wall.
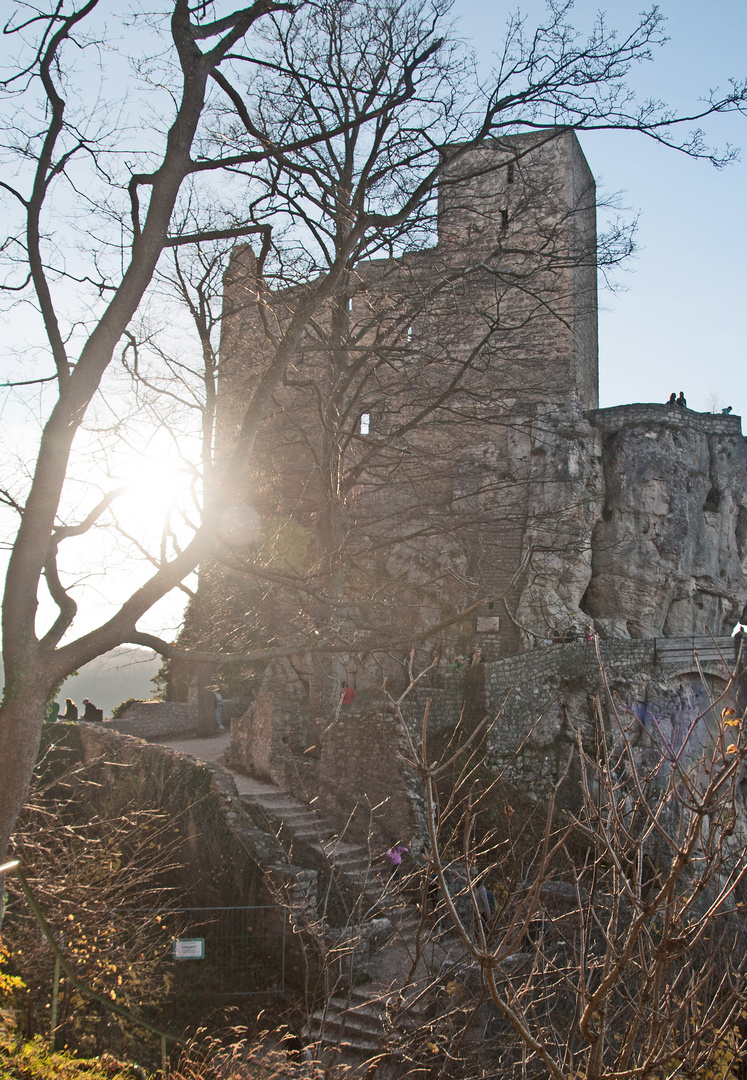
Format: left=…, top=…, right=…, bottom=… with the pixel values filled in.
left=106, top=700, right=198, bottom=739
left=106, top=698, right=248, bottom=741
left=55, top=723, right=291, bottom=891
left=588, top=403, right=742, bottom=437
left=408, top=639, right=656, bottom=733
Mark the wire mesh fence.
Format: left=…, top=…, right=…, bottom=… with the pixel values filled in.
left=110, top=905, right=287, bottom=999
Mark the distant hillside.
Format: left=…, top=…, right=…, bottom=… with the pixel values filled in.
left=55, top=647, right=163, bottom=718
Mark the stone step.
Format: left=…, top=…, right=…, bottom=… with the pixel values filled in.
left=307, top=995, right=385, bottom=1055
left=312, top=1002, right=383, bottom=1036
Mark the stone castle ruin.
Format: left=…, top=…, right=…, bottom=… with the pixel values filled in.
left=183, top=128, right=747, bottom=844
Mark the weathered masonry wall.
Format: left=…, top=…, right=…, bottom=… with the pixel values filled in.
left=230, top=659, right=423, bottom=847
left=406, top=637, right=740, bottom=808
left=196, top=129, right=603, bottom=708
left=590, top=404, right=743, bottom=436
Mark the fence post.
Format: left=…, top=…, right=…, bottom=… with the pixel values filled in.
left=50, top=953, right=61, bottom=1049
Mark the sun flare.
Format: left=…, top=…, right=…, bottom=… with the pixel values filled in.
left=112, top=448, right=198, bottom=546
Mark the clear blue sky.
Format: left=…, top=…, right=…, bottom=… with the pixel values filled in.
left=455, top=0, right=747, bottom=415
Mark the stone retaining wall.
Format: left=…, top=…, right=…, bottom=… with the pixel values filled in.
left=405, top=637, right=742, bottom=807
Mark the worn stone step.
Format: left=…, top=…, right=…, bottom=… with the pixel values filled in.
left=324, top=838, right=365, bottom=854
left=328, top=850, right=371, bottom=869
left=280, top=812, right=318, bottom=826
left=307, top=1015, right=381, bottom=1054
left=311, top=1004, right=383, bottom=1037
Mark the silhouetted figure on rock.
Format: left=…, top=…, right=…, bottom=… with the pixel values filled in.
left=59, top=698, right=78, bottom=722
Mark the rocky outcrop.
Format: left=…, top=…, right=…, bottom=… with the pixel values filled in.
left=584, top=406, right=747, bottom=639
left=511, top=408, right=604, bottom=642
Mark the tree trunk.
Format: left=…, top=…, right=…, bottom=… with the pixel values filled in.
left=196, top=662, right=217, bottom=737
left=0, top=688, right=49, bottom=887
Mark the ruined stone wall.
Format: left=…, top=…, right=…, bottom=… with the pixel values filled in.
left=196, top=130, right=604, bottom=706
left=309, top=706, right=423, bottom=848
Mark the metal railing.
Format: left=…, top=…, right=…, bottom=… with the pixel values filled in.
left=1, top=860, right=184, bottom=1074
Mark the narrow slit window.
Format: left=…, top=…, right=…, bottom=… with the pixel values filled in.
left=500, top=208, right=509, bottom=231
left=360, top=413, right=370, bottom=435
left=507, top=161, right=515, bottom=184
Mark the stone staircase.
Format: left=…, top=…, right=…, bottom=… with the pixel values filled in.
left=236, top=778, right=438, bottom=1060
left=238, top=785, right=382, bottom=904
left=307, top=974, right=431, bottom=1062
left=162, top=739, right=440, bottom=1065
left=308, top=988, right=387, bottom=1057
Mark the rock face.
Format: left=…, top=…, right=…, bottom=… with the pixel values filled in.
left=496, top=403, right=747, bottom=646
left=510, top=409, right=604, bottom=644
left=583, top=406, right=747, bottom=640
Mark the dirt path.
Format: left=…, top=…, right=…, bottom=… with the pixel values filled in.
left=162, top=731, right=279, bottom=797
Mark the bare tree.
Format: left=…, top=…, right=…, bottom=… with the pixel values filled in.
left=383, top=657, right=747, bottom=1080
left=1, top=0, right=745, bottom=870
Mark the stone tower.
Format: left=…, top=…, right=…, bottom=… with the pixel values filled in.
left=189, top=128, right=747, bottom=722
left=207, top=130, right=602, bottom=694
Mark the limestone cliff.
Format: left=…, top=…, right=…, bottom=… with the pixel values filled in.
left=506, top=404, right=747, bottom=645
left=583, top=405, right=747, bottom=639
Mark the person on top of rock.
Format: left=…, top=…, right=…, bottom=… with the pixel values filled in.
left=82, top=698, right=102, bottom=722
left=667, top=392, right=677, bottom=405
left=59, top=698, right=78, bottom=722
left=677, top=391, right=687, bottom=407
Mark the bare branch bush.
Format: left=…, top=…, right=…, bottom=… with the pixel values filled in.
left=377, top=659, right=747, bottom=1080
left=3, top=744, right=190, bottom=1060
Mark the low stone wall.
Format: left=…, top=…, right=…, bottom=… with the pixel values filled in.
left=35, top=722, right=317, bottom=989
left=106, top=700, right=198, bottom=739
left=106, top=698, right=247, bottom=741
left=587, top=402, right=742, bottom=437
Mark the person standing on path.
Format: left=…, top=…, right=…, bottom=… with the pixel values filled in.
left=386, top=842, right=408, bottom=879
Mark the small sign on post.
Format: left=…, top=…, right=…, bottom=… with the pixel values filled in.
left=173, top=938, right=205, bottom=960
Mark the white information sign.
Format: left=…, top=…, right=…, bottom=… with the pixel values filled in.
left=173, top=937, right=205, bottom=960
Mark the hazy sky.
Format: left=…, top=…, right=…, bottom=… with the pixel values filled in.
left=455, top=0, right=747, bottom=416
left=1, top=0, right=745, bottom=648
